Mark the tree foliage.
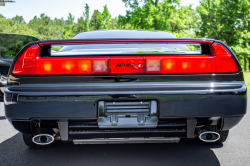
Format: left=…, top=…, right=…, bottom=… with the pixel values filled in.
left=28, top=14, right=65, bottom=40
left=90, top=10, right=102, bottom=30
left=0, top=33, right=39, bottom=58
left=197, top=0, right=250, bottom=70
left=63, top=13, right=75, bottom=39
left=118, top=0, right=199, bottom=36
left=90, top=5, right=114, bottom=30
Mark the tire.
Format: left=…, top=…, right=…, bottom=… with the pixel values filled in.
left=216, top=130, right=229, bottom=144
left=23, top=133, right=40, bottom=148
left=23, top=133, right=56, bottom=148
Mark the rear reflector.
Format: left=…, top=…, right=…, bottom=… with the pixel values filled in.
left=12, top=42, right=239, bottom=76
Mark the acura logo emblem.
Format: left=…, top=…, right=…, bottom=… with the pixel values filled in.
left=116, top=63, right=142, bottom=67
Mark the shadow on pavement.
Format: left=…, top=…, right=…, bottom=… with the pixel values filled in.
left=0, top=116, right=6, bottom=120
left=0, top=133, right=222, bottom=166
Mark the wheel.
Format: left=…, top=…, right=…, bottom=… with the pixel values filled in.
left=23, top=133, right=56, bottom=148
left=216, top=130, right=229, bottom=144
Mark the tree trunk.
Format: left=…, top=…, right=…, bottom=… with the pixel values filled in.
left=248, top=57, right=250, bottom=71
left=244, top=56, right=247, bottom=71
left=155, top=0, right=158, bottom=6
left=153, top=19, right=158, bottom=30
left=150, top=0, right=158, bottom=6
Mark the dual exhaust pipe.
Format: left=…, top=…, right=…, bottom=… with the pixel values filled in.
left=32, top=134, right=55, bottom=145
left=32, top=131, right=220, bottom=145
left=199, top=131, right=220, bottom=142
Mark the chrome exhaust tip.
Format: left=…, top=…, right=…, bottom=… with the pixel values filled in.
left=32, top=134, right=54, bottom=145
left=199, top=131, right=220, bottom=142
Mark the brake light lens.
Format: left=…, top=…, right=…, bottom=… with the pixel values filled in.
left=12, top=42, right=239, bottom=76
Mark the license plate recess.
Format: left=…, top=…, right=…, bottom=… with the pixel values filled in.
left=97, top=100, right=158, bottom=128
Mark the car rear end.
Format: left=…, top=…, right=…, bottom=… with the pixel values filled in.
left=4, top=30, right=247, bottom=147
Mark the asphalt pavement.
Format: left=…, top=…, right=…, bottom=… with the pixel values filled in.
left=0, top=95, right=250, bottom=166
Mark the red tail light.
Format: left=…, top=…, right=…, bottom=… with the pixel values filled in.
left=211, top=43, right=239, bottom=73
left=13, top=44, right=40, bottom=75
left=13, top=44, right=109, bottom=76
left=145, top=56, right=216, bottom=74
left=12, top=42, right=239, bottom=76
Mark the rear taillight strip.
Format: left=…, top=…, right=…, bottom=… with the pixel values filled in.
left=12, top=41, right=239, bottom=76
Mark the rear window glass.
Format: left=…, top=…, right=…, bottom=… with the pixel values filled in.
left=51, top=43, right=201, bottom=56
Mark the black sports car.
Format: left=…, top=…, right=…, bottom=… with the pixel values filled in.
left=3, top=30, right=247, bottom=147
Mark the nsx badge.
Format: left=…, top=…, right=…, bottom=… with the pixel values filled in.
left=116, top=63, right=142, bottom=67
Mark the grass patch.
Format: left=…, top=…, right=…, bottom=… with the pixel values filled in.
left=243, top=72, right=250, bottom=92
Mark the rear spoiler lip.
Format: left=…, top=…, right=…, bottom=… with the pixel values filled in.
left=37, top=38, right=215, bottom=46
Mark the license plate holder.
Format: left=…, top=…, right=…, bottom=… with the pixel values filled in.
left=97, top=100, right=158, bottom=128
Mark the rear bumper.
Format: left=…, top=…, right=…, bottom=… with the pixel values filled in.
left=4, top=81, right=247, bottom=135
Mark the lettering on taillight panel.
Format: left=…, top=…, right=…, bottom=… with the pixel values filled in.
left=116, top=63, right=142, bottom=68
left=110, top=57, right=144, bottom=74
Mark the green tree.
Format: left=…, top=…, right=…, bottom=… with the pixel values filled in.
left=72, top=4, right=91, bottom=34
left=101, top=5, right=111, bottom=29
left=110, top=17, right=120, bottom=29
left=82, top=3, right=90, bottom=32
left=0, top=33, right=39, bottom=58
left=73, top=16, right=85, bottom=34
left=197, top=0, right=250, bottom=71
left=90, top=9, right=102, bottom=30
left=63, top=13, right=75, bottom=39
left=119, top=0, right=180, bottom=30
left=28, top=14, right=65, bottom=40
left=0, top=16, right=35, bottom=36
left=52, top=18, right=65, bottom=39
left=0, top=14, right=5, bottom=19
left=90, top=5, right=112, bottom=30
left=12, top=15, right=26, bottom=24
left=169, top=5, right=200, bottom=33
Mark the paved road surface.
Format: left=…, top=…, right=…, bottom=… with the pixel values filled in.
left=0, top=95, right=249, bottom=166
